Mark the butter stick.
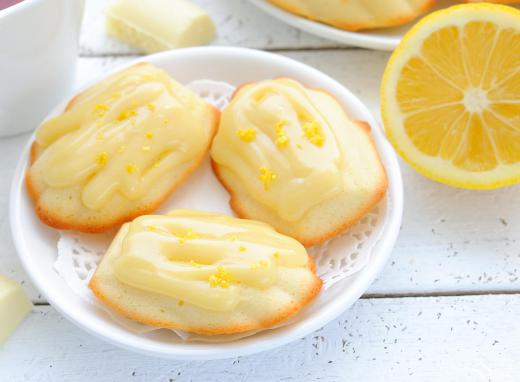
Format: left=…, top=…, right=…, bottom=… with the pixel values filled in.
left=0, top=275, right=32, bottom=345
left=106, top=0, right=216, bottom=53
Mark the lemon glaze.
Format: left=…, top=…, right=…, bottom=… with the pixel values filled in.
left=112, top=210, right=309, bottom=311
left=211, top=78, right=350, bottom=222
left=32, top=63, right=211, bottom=210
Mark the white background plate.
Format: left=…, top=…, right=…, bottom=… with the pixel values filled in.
left=10, top=47, right=403, bottom=360
left=249, top=0, right=489, bottom=50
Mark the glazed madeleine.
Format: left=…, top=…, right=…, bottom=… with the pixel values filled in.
left=211, top=78, right=387, bottom=246
left=26, top=63, right=219, bottom=233
left=89, top=209, right=322, bottom=335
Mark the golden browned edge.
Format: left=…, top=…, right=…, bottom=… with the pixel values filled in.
left=89, top=254, right=322, bottom=336
left=211, top=78, right=388, bottom=247
left=25, top=63, right=220, bottom=233
left=266, top=0, right=436, bottom=31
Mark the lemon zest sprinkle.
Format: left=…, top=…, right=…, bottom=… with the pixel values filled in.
left=126, top=163, right=137, bottom=174
left=274, top=120, right=289, bottom=148
left=176, top=229, right=198, bottom=245
left=303, top=120, right=325, bottom=146
left=208, top=266, right=233, bottom=288
left=237, top=128, right=256, bottom=142
left=117, top=109, right=137, bottom=121
left=276, top=134, right=289, bottom=147
left=147, top=102, right=156, bottom=112
left=95, top=152, right=108, bottom=167
left=275, top=120, right=286, bottom=130
left=259, top=166, right=276, bottom=191
left=239, top=246, right=246, bottom=252
left=145, top=131, right=154, bottom=139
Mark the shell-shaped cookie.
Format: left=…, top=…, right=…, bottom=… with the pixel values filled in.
left=89, top=209, right=322, bottom=335
left=26, top=63, right=219, bottom=232
left=211, top=78, right=387, bottom=246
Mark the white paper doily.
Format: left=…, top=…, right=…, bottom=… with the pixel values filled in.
left=53, top=79, right=388, bottom=341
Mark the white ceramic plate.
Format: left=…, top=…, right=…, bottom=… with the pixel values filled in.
left=10, top=47, right=403, bottom=360
left=249, top=0, right=465, bottom=50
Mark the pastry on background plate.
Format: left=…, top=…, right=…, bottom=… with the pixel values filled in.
left=211, top=78, right=387, bottom=246
left=267, top=0, right=435, bottom=31
left=89, top=209, right=322, bottom=335
left=26, top=63, right=219, bottom=233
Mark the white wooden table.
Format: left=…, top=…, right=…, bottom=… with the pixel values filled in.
left=2, top=1, right=520, bottom=380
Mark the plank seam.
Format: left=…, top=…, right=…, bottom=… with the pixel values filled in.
left=363, top=290, right=520, bottom=299
left=77, top=46, right=365, bottom=58
left=31, top=290, right=520, bottom=306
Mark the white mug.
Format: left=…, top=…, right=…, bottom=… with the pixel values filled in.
left=0, top=0, right=85, bottom=137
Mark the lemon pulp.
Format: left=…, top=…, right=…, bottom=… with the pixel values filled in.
left=382, top=4, right=520, bottom=189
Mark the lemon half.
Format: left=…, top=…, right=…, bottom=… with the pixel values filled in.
left=381, top=3, right=520, bottom=189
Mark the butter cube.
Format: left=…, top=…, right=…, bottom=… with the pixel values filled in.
left=106, top=0, right=216, bottom=54
left=0, top=275, right=32, bottom=345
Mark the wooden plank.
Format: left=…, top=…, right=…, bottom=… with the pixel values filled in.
left=1, top=295, right=519, bottom=381
left=2, top=51, right=520, bottom=302
left=80, top=0, right=341, bottom=56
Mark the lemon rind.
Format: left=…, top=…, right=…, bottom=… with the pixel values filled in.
left=381, top=3, right=520, bottom=190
